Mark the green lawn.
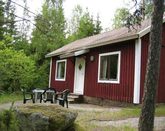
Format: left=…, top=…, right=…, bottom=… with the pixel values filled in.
left=0, top=92, right=22, bottom=104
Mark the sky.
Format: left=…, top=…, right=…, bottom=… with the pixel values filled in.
left=21, top=0, right=134, bottom=30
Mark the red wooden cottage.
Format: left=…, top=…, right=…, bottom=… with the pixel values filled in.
left=46, top=18, right=165, bottom=104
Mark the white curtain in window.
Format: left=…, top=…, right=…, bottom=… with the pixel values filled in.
left=57, top=63, right=61, bottom=78
left=102, top=57, right=107, bottom=80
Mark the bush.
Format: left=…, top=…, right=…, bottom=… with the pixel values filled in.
left=0, top=103, right=19, bottom=131
left=0, top=49, right=37, bottom=91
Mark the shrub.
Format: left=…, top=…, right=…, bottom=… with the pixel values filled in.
left=0, top=102, right=19, bottom=131
left=0, top=49, right=36, bottom=91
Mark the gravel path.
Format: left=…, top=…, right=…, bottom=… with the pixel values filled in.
left=69, top=103, right=121, bottom=112
left=0, top=101, right=23, bottom=111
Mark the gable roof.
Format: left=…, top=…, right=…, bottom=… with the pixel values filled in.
left=46, top=17, right=163, bottom=58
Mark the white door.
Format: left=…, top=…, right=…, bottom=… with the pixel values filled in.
left=74, top=57, right=86, bottom=94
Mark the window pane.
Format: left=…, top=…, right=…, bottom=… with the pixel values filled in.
left=99, top=53, right=119, bottom=81
left=57, top=61, right=65, bottom=79
left=100, top=56, right=108, bottom=80
left=109, top=55, right=118, bottom=80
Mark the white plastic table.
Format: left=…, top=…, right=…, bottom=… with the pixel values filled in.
left=32, top=89, right=44, bottom=102
left=32, top=89, right=56, bottom=103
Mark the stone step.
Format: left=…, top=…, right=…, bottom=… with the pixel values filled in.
left=68, top=95, right=79, bottom=99
left=68, top=98, right=75, bottom=102
left=68, top=93, right=83, bottom=103
left=69, top=93, right=83, bottom=96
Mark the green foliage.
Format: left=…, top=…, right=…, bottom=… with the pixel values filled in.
left=95, top=14, right=102, bottom=34
left=77, top=11, right=95, bottom=38
left=112, top=8, right=130, bottom=29
left=0, top=103, right=19, bottom=131
left=30, top=0, right=66, bottom=87
left=31, top=0, right=66, bottom=54
left=0, top=43, right=36, bottom=91
left=112, top=2, right=162, bottom=30
left=67, top=6, right=102, bottom=42
left=67, top=5, right=83, bottom=35
left=5, top=2, right=15, bottom=34
left=0, top=1, right=5, bottom=40
left=145, top=3, right=153, bottom=18
left=77, top=12, right=100, bottom=37
left=33, top=60, right=50, bottom=88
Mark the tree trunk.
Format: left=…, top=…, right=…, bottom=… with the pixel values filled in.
left=138, top=0, right=164, bottom=131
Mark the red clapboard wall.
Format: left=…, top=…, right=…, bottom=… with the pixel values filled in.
left=140, top=24, right=165, bottom=103
left=84, top=40, right=135, bottom=103
left=50, top=57, right=75, bottom=92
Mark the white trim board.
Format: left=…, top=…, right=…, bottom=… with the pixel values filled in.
left=133, top=38, right=141, bottom=104
left=49, top=58, right=52, bottom=88
left=98, top=51, right=121, bottom=84
left=55, top=59, right=67, bottom=81
left=74, top=57, right=86, bottom=94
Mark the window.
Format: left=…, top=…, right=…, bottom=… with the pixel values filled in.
left=98, top=51, right=121, bottom=83
left=55, top=59, right=67, bottom=81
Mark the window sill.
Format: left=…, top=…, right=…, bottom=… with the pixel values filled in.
left=98, top=80, right=120, bottom=84
left=55, top=78, right=66, bottom=81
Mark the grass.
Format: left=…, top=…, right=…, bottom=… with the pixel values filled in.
left=155, top=104, right=165, bottom=116
left=0, top=92, right=22, bottom=104
left=73, top=104, right=165, bottom=131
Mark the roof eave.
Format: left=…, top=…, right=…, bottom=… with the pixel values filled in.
left=138, top=26, right=151, bottom=38
left=45, top=52, right=63, bottom=58
left=45, top=34, right=139, bottom=58
left=138, top=17, right=165, bottom=38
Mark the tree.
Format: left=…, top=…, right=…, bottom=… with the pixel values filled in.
left=112, top=8, right=130, bottom=29
left=138, top=0, right=164, bottom=130
left=2, top=0, right=27, bottom=53
left=112, top=6, right=143, bottom=30
left=112, top=1, right=164, bottom=29
left=4, top=0, right=17, bottom=40
left=76, top=10, right=102, bottom=38
left=67, top=6, right=102, bottom=42
left=94, top=14, right=102, bottom=34
left=30, top=0, right=66, bottom=87
left=19, top=0, right=30, bottom=40
left=145, top=2, right=153, bottom=18
left=67, top=5, right=83, bottom=35
left=0, top=38, right=36, bottom=92
left=0, top=1, right=5, bottom=40
left=144, top=1, right=165, bottom=19
left=76, top=10, right=95, bottom=38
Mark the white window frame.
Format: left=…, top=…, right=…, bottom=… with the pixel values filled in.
left=55, top=59, right=67, bottom=81
left=98, top=51, right=121, bottom=84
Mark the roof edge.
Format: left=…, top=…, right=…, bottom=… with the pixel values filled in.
left=138, top=16, right=165, bottom=38
left=46, top=34, right=138, bottom=58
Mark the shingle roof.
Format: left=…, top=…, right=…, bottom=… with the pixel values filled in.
left=46, top=18, right=152, bottom=58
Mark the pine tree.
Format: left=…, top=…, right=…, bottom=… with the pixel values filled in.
left=30, top=0, right=66, bottom=87
left=0, top=1, right=5, bottom=40
left=67, top=6, right=102, bottom=42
